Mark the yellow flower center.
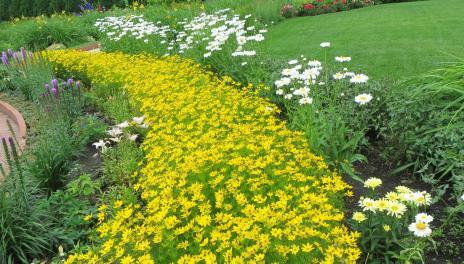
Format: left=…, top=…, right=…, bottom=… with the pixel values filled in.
left=415, top=222, right=427, bottom=230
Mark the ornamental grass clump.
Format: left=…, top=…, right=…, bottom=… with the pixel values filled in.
left=45, top=50, right=360, bottom=263
left=350, top=177, right=434, bottom=263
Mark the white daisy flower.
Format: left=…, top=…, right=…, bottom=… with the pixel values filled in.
left=335, top=56, right=351, bottom=62
left=299, top=97, right=313, bottom=105
left=284, top=94, right=293, bottom=100
left=307, top=60, right=322, bottom=67
left=350, top=74, right=369, bottom=84
left=413, top=191, right=432, bottom=206
left=275, top=78, right=291, bottom=88
left=408, top=221, right=432, bottom=237
left=293, top=87, right=310, bottom=96
left=354, top=93, right=373, bottom=105
left=415, top=213, right=434, bottom=223
left=333, top=72, right=345, bottom=80
left=288, top=59, right=298, bottom=65
left=320, top=42, right=331, bottom=48
left=276, top=89, right=284, bottom=95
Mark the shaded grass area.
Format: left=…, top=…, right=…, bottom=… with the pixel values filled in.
left=260, top=0, right=464, bottom=79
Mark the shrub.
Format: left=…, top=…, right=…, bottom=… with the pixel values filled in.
left=46, top=50, right=360, bottom=263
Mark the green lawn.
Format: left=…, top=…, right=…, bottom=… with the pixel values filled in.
left=261, top=0, right=464, bottom=80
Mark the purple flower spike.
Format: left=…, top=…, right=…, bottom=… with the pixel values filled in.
left=1, top=52, right=8, bottom=66
left=7, top=49, right=13, bottom=57
left=51, top=79, right=58, bottom=90
left=67, top=78, right=73, bottom=87
left=51, top=79, right=58, bottom=97
left=20, top=47, right=26, bottom=62
left=76, top=81, right=81, bottom=97
left=44, top=83, right=50, bottom=94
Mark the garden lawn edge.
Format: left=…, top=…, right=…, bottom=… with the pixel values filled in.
left=46, top=50, right=360, bottom=263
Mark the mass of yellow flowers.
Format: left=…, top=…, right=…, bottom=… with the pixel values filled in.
left=45, top=50, right=361, bottom=263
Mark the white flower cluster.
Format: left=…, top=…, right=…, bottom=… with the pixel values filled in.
left=274, top=56, right=321, bottom=105
left=92, top=116, right=147, bottom=153
left=176, top=9, right=265, bottom=58
left=95, top=9, right=266, bottom=59
left=95, top=15, right=172, bottom=43
left=274, top=43, right=372, bottom=106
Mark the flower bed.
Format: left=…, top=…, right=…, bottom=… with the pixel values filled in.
left=281, top=0, right=424, bottom=18
left=46, top=50, right=360, bottom=263
left=281, top=0, right=374, bottom=18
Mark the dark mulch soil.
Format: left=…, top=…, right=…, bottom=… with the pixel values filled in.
left=344, top=145, right=464, bottom=264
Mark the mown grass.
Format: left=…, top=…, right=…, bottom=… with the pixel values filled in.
left=260, top=0, right=464, bottom=79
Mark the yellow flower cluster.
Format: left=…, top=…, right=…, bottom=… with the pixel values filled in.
left=45, top=50, right=360, bottom=263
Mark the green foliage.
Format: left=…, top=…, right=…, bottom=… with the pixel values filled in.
left=68, top=173, right=101, bottom=197
left=387, top=60, right=464, bottom=198
left=0, top=51, right=54, bottom=100
left=38, top=188, right=96, bottom=250
left=0, top=17, right=91, bottom=50
left=0, top=140, right=54, bottom=263
left=72, top=115, right=108, bottom=143
left=102, top=140, right=144, bottom=185
left=26, top=119, right=83, bottom=194
left=0, top=0, right=142, bottom=21
left=89, top=83, right=134, bottom=122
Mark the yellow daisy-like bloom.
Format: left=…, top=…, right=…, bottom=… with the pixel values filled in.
left=45, top=51, right=360, bottom=264
left=375, top=199, right=389, bottom=212
left=383, top=225, right=391, bottom=232
left=352, top=212, right=367, bottom=223
left=385, top=191, right=400, bottom=201
left=386, top=200, right=407, bottom=218
left=359, top=197, right=377, bottom=212
left=363, top=177, right=382, bottom=189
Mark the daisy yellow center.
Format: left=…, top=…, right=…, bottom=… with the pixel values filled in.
left=359, top=95, right=368, bottom=101
left=415, top=222, right=427, bottom=230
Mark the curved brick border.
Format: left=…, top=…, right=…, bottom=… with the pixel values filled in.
left=0, top=100, right=27, bottom=150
